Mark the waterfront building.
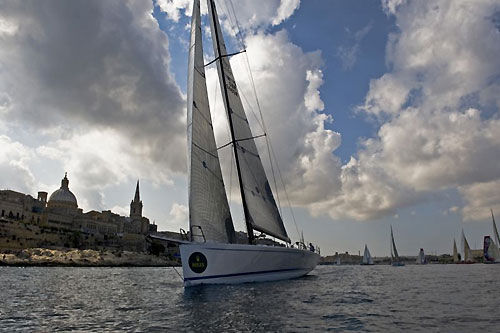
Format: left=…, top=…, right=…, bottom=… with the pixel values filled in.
left=0, top=174, right=153, bottom=237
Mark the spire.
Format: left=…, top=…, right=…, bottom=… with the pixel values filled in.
left=130, top=179, right=143, bottom=218
left=134, top=180, right=140, bottom=202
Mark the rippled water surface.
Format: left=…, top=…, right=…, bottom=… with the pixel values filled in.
left=1, top=264, right=500, bottom=332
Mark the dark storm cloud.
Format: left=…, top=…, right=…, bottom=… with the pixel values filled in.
left=0, top=0, right=186, bottom=172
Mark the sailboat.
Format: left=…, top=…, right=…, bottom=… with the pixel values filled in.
left=336, top=254, right=341, bottom=265
left=460, top=229, right=475, bottom=264
left=484, top=210, right=500, bottom=263
left=390, top=226, right=405, bottom=266
left=416, top=248, right=426, bottom=264
left=179, top=0, right=320, bottom=286
left=361, top=244, right=374, bottom=265
left=452, top=238, right=459, bottom=263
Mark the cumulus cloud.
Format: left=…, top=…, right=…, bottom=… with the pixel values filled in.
left=344, top=0, right=500, bottom=221
left=204, top=30, right=342, bottom=211
left=157, top=0, right=300, bottom=30
left=167, top=202, right=188, bottom=226
left=0, top=0, right=186, bottom=209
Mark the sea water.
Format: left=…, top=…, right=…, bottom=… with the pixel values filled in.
left=1, top=264, right=499, bottom=332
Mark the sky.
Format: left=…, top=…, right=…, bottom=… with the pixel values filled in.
left=1, top=0, right=500, bottom=257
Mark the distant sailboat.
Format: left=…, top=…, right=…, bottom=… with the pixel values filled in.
left=453, top=238, right=459, bottom=263
left=491, top=209, right=500, bottom=252
left=484, top=209, right=500, bottom=263
left=179, top=0, right=320, bottom=286
left=390, top=226, right=405, bottom=266
left=361, top=244, right=374, bottom=265
left=461, top=229, right=475, bottom=263
left=416, top=248, right=426, bottom=264
left=484, top=235, right=500, bottom=263
left=336, top=255, right=341, bottom=265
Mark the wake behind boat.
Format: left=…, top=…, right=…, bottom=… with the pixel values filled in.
left=180, top=0, right=320, bottom=287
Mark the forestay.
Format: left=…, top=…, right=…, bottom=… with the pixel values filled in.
left=207, top=0, right=289, bottom=242
left=187, top=0, right=235, bottom=243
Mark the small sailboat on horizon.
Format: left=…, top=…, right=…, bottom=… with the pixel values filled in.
left=361, top=244, right=374, bottom=265
left=390, top=226, right=405, bottom=266
left=459, top=229, right=475, bottom=264
left=416, top=248, right=426, bottom=264
left=484, top=209, right=500, bottom=264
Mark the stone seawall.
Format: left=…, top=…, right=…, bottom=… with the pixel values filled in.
left=0, top=248, right=180, bottom=267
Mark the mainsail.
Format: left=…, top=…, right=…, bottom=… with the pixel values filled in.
left=187, top=0, right=235, bottom=243
left=390, top=226, right=400, bottom=262
left=461, top=229, right=473, bottom=262
left=363, top=244, right=373, bottom=265
left=453, top=238, right=459, bottom=263
left=491, top=209, right=500, bottom=250
left=207, top=0, right=289, bottom=242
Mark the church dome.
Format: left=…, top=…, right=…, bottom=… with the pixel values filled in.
left=48, top=173, right=78, bottom=207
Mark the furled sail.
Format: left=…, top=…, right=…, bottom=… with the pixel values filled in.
left=363, top=244, right=373, bottom=265
left=461, top=229, right=473, bottom=262
left=187, top=0, right=235, bottom=243
left=453, top=239, right=459, bottom=263
left=390, top=226, right=400, bottom=262
left=207, top=0, right=289, bottom=242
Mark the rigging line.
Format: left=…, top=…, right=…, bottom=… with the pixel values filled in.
left=204, top=50, right=246, bottom=67
left=216, top=133, right=266, bottom=151
left=227, top=0, right=246, bottom=50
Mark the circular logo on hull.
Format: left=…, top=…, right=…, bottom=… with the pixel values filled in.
left=188, top=252, right=207, bottom=273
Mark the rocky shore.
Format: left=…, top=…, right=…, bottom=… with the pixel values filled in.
left=0, top=248, right=180, bottom=267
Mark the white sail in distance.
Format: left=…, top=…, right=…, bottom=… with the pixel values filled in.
left=390, top=226, right=400, bottom=262
left=207, top=0, right=289, bottom=242
left=491, top=209, right=500, bottom=250
left=363, top=245, right=373, bottom=265
left=187, top=0, right=235, bottom=243
left=453, top=239, right=459, bottom=263
left=416, top=248, right=425, bottom=264
left=461, top=229, right=473, bottom=262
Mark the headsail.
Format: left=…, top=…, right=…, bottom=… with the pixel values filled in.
left=390, top=226, right=400, bottom=262
left=453, top=238, right=459, bottom=263
left=187, top=0, right=235, bottom=243
left=363, top=244, right=373, bottom=265
left=207, top=0, right=289, bottom=242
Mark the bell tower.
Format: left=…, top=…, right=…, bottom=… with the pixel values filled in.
left=130, top=180, right=143, bottom=218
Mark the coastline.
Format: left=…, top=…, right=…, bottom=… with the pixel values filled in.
left=0, top=248, right=180, bottom=267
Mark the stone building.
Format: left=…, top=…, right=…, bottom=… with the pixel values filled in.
left=0, top=174, right=154, bottom=237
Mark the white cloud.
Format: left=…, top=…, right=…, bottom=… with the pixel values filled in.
left=167, top=202, right=188, bottom=226
left=158, top=0, right=300, bottom=30
left=0, top=135, right=36, bottom=194
left=336, top=22, right=373, bottom=70
left=347, top=0, right=500, bottom=221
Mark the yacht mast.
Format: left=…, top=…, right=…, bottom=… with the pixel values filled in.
left=207, top=0, right=254, bottom=244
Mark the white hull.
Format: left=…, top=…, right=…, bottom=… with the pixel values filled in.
left=180, top=242, right=320, bottom=287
